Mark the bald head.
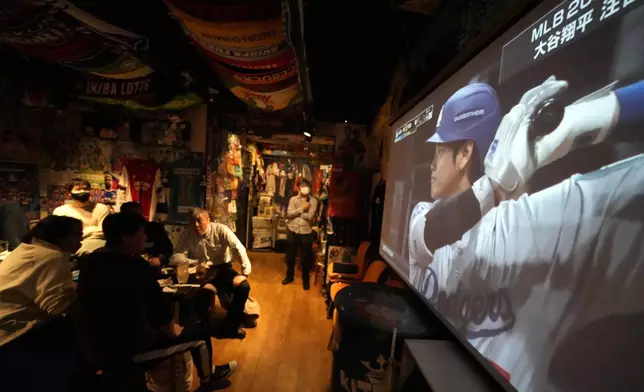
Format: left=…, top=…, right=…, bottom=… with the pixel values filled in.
left=189, top=208, right=210, bottom=235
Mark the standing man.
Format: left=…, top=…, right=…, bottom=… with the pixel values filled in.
left=408, top=82, right=501, bottom=287
left=53, top=178, right=110, bottom=255
left=170, top=208, right=252, bottom=339
left=283, top=178, right=318, bottom=290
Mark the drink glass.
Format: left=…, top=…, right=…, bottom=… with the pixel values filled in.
left=176, top=263, right=189, bottom=284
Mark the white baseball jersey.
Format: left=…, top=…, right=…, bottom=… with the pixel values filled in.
left=407, top=153, right=644, bottom=392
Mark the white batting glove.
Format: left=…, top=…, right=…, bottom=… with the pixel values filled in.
left=484, top=76, right=569, bottom=195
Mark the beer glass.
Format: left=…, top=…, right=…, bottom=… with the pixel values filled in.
left=176, top=263, right=189, bottom=284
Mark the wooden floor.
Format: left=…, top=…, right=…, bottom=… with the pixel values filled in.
left=205, top=251, right=333, bottom=392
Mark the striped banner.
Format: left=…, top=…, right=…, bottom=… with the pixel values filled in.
left=164, top=0, right=302, bottom=111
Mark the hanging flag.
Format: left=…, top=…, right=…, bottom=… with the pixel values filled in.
left=164, top=0, right=303, bottom=111
left=0, top=1, right=153, bottom=79
left=229, top=81, right=302, bottom=111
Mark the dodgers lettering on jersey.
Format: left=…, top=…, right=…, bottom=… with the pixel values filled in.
left=407, top=154, right=644, bottom=392
left=408, top=201, right=516, bottom=341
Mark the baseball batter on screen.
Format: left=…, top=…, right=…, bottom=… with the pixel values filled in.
left=408, top=77, right=644, bottom=391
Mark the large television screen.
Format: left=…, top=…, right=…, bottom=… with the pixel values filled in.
left=381, top=1, right=644, bottom=391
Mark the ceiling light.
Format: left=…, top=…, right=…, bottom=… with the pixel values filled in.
left=344, top=120, right=348, bottom=123
left=303, top=131, right=312, bottom=137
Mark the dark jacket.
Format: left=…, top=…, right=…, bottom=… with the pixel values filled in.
left=0, top=202, right=29, bottom=250
left=75, top=248, right=172, bottom=370
left=144, top=222, right=173, bottom=265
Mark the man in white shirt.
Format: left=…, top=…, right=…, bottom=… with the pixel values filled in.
left=170, top=208, right=252, bottom=339
left=283, top=179, right=318, bottom=290
left=0, top=215, right=82, bottom=391
left=53, top=178, right=111, bottom=255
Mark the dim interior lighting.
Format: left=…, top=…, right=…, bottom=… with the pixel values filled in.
left=303, top=131, right=312, bottom=137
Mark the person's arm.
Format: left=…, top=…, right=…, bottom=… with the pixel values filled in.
left=141, top=260, right=174, bottom=330
left=301, top=196, right=318, bottom=222
left=423, top=176, right=496, bottom=253
left=77, top=203, right=109, bottom=239
left=286, top=196, right=302, bottom=218
left=169, top=229, right=198, bottom=266
left=220, top=225, right=252, bottom=276
left=33, top=254, right=77, bottom=316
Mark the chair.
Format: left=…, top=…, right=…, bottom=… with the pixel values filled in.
left=329, top=260, right=388, bottom=302
left=326, top=241, right=377, bottom=284
left=326, top=259, right=388, bottom=319
left=75, top=345, right=197, bottom=392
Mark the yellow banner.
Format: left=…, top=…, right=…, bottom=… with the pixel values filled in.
left=167, top=2, right=284, bottom=49
left=230, top=83, right=302, bottom=111
left=87, top=52, right=154, bottom=79
left=92, top=65, right=154, bottom=79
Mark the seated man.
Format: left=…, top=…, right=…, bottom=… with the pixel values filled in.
left=120, top=201, right=173, bottom=268
left=76, top=212, right=236, bottom=390
left=170, top=208, right=252, bottom=339
left=53, top=178, right=110, bottom=255
left=0, top=216, right=83, bottom=392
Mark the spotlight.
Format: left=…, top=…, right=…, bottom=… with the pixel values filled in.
left=303, top=131, right=312, bottom=137
left=344, top=120, right=348, bottom=123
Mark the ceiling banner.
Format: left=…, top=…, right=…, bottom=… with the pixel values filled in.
left=165, top=0, right=302, bottom=111
left=229, top=81, right=302, bottom=111
left=204, top=44, right=295, bottom=70
left=167, top=2, right=284, bottom=49
left=0, top=2, right=153, bottom=79
left=75, top=75, right=156, bottom=99
left=166, top=0, right=293, bottom=71
left=168, top=0, right=282, bottom=23
left=212, top=59, right=298, bottom=89
left=80, top=92, right=202, bottom=111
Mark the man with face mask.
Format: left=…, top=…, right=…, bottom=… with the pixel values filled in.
left=283, top=178, right=318, bottom=290
left=53, top=178, right=111, bottom=255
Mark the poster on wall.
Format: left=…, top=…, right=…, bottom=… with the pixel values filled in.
left=167, top=153, right=206, bottom=223
left=0, top=162, right=40, bottom=218
left=327, top=165, right=361, bottom=218
left=138, top=121, right=191, bottom=148
left=380, top=1, right=644, bottom=391
left=46, top=173, right=118, bottom=213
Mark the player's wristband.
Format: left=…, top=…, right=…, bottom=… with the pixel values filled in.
left=472, top=176, right=496, bottom=216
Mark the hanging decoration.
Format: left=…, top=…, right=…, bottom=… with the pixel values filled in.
left=0, top=1, right=153, bottom=79
left=165, top=0, right=303, bottom=111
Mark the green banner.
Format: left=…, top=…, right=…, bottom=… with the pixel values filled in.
left=79, top=92, right=202, bottom=111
